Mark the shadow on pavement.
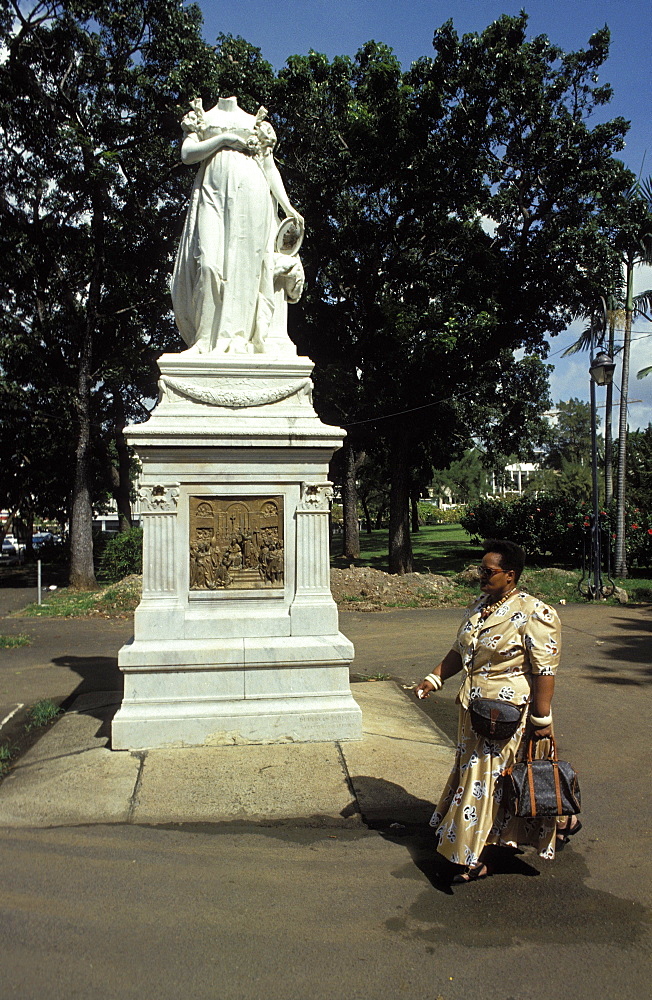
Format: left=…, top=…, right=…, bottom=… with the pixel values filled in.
left=0, top=564, right=68, bottom=589
left=345, top=775, right=436, bottom=826
left=53, top=655, right=123, bottom=735
left=377, top=825, right=541, bottom=895
left=583, top=609, right=652, bottom=684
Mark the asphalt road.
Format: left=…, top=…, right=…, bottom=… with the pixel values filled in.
left=0, top=822, right=648, bottom=1000
left=0, top=590, right=651, bottom=998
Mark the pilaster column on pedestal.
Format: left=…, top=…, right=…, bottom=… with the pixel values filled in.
left=138, top=484, right=180, bottom=595
left=291, top=482, right=337, bottom=635
left=295, top=482, right=333, bottom=593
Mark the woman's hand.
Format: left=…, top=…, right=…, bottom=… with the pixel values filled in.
left=181, top=131, right=249, bottom=164
left=414, top=679, right=435, bottom=700
left=531, top=724, right=553, bottom=739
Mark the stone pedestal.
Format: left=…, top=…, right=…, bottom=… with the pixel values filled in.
left=112, top=353, right=362, bottom=749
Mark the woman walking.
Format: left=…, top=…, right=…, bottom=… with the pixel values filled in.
left=416, top=539, right=579, bottom=883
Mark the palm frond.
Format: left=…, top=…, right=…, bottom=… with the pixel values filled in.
left=636, top=365, right=652, bottom=380
left=561, top=319, right=608, bottom=357
left=639, top=176, right=652, bottom=208
left=633, top=290, right=652, bottom=320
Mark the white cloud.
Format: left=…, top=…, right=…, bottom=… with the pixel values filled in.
left=546, top=263, right=652, bottom=431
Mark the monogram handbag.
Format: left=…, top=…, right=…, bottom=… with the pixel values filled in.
left=502, top=736, right=581, bottom=818
left=469, top=698, right=523, bottom=740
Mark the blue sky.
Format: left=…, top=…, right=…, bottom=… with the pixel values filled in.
left=197, top=0, right=652, bottom=428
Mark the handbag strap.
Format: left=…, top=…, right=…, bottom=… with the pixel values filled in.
left=552, top=762, right=563, bottom=815
left=526, top=734, right=558, bottom=762
left=525, top=737, right=563, bottom=815
left=526, top=760, right=537, bottom=813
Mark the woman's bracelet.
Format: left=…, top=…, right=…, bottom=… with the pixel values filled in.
left=424, top=673, right=444, bottom=691
left=529, top=712, right=552, bottom=727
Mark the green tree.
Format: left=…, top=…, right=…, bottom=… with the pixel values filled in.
left=0, top=0, right=218, bottom=586
left=0, top=379, right=73, bottom=546
left=544, top=398, right=595, bottom=468
left=429, top=449, right=490, bottom=505
left=277, top=17, right=633, bottom=573
left=625, top=424, right=652, bottom=510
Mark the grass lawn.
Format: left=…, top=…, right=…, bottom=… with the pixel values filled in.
left=331, top=524, right=479, bottom=575
left=331, top=524, right=652, bottom=605
left=19, top=576, right=142, bottom=618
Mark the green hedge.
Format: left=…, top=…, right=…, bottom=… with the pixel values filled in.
left=97, top=527, right=143, bottom=581
left=417, top=502, right=465, bottom=525
left=460, top=493, right=652, bottom=567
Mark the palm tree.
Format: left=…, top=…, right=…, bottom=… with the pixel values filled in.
left=564, top=178, right=652, bottom=577
left=613, top=179, right=652, bottom=576
left=562, top=296, right=619, bottom=503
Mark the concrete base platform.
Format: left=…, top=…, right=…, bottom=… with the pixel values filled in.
left=0, top=682, right=454, bottom=828
left=112, top=634, right=362, bottom=749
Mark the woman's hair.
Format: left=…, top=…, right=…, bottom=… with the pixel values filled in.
left=483, top=539, right=526, bottom=582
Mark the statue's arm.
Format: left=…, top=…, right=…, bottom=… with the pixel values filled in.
left=261, top=154, right=304, bottom=226
left=180, top=132, right=247, bottom=165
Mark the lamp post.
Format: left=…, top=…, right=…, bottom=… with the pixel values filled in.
left=585, top=351, right=616, bottom=599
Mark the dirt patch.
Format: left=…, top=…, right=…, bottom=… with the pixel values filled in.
left=330, top=565, right=467, bottom=611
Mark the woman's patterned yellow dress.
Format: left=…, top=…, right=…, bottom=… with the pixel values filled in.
left=430, top=591, right=561, bottom=867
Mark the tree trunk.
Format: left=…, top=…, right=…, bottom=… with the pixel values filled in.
left=69, top=172, right=104, bottom=589
left=389, top=435, right=413, bottom=574
left=375, top=506, right=386, bottom=530
left=113, top=394, right=133, bottom=533
left=360, top=495, right=373, bottom=534
left=614, top=259, right=634, bottom=578
left=604, top=310, right=616, bottom=505
left=411, top=494, right=420, bottom=533
left=342, top=441, right=365, bottom=561
left=23, top=510, right=34, bottom=559
left=69, top=324, right=96, bottom=589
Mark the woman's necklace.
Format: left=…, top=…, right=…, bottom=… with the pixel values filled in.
left=479, top=587, right=517, bottom=620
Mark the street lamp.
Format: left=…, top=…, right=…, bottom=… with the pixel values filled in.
left=583, top=351, right=616, bottom=599
left=589, top=351, right=616, bottom=386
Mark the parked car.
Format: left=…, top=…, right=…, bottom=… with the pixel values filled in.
left=1, top=535, right=25, bottom=562
left=32, top=532, right=55, bottom=549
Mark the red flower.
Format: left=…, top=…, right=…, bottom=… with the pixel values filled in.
left=648, top=529, right=652, bottom=536
left=567, top=523, right=574, bottom=527
left=631, top=523, right=639, bottom=530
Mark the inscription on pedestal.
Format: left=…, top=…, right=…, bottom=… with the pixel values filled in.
left=189, top=496, right=284, bottom=590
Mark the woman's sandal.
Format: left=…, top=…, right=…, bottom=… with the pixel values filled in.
left=556, top=817, right=583, bottom=845
left=452, top=863, right=492, bottom=884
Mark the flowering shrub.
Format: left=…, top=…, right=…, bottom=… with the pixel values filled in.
left=460, top=494, right=651, bottom=567
left=617, top=504, right=652, bottom=567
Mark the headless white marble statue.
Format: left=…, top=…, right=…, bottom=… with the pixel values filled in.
left=171, top=96, right=304, bottom=357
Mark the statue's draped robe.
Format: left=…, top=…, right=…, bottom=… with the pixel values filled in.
left=171, top=124, right=276, bottom=355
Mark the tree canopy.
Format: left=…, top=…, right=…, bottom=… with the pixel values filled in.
left=0, top=0, right=218, bottom=581
left=274, top=17, right=633, bottom=570
left=0, top=5, right=641, bottom=577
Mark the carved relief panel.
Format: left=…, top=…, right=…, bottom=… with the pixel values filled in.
left=189, top=496, right=284, bottom=591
